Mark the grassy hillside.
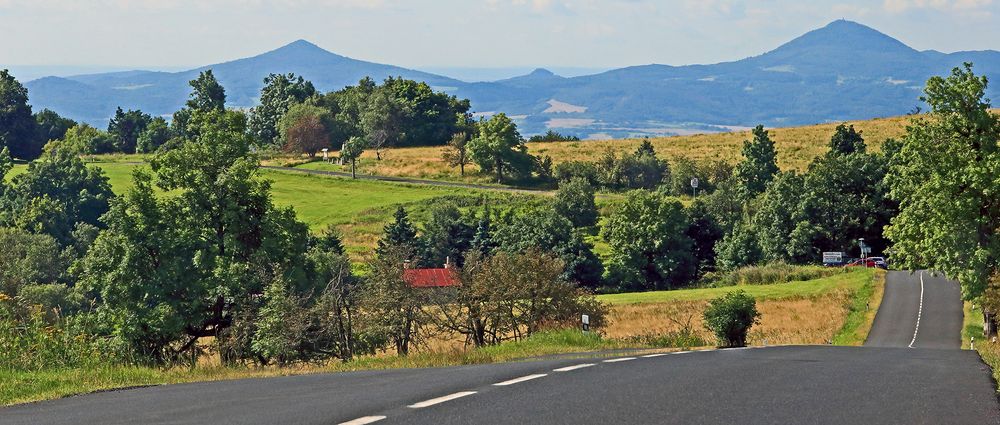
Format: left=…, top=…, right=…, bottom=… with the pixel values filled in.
left=8, top=161, right=519, bottom=257
left=293, top=114, right=913, bottom=184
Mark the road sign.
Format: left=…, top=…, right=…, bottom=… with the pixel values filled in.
left=690, top=177, right=699, bottom=189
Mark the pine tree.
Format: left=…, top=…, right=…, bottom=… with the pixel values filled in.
left=470, top=205, right=495, bottom=254
left=377, top=206, right=419, bottom=257
left=635, top=138, right=656, bottom=157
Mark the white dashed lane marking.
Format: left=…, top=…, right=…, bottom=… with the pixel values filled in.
left=603, top=357, right=637, bottom=363
left=494, top=374, right=548, bottom=386
left=408, top=391, right=477, bottom=408
left=642, top=353, right=669, bottom=358
left=339, top=416, right=386, bottom=425
left=553, top=363, right=595, bottom=372
left=909, top=271, right=925, bottom=348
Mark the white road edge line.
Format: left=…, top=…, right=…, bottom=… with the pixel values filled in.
left=408, top=391, right=477, bottom=408
left=339, top=416, right=387, bottom=425
left=603, top=357, right=637, bottom=363
left=494, top=374, right=548, bottom=386
left=642, top=353, right=669, bottom=358
left=909, top=271, right=925, bottom=348
left=554, top=363, right=595, bottom=372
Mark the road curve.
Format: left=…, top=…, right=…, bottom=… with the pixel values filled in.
left=2, top=346, right=997, bottom=424
left=866, top=270, right=963, bottom=349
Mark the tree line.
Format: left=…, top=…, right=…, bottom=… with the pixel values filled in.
left=0, top=69, right=473, bottom=161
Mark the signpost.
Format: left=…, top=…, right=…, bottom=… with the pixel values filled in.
left=581, top=314, right=590, bottom=333
left=690, top=177, right=699, bottom=198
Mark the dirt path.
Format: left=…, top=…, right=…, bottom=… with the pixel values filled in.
left=261, top=166, right=553, bottom=195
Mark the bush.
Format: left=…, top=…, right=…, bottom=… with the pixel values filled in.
left=553, top=177, right=598, bottom=228
left=700, top=262, right=842, bottom=287
left=703, top=290, right=759, bottom=347
left=553, top=161, right=599, bottom=186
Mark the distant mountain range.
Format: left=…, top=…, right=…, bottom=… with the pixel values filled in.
left=21, top=20, right=1000, bottom=138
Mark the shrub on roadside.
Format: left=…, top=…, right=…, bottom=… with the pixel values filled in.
left=703, top=290, right=759, bottom=347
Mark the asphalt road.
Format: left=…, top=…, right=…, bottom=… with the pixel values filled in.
left=3, top=271, right=996, bottom=424
left=866, top=270, right=963, bottom=349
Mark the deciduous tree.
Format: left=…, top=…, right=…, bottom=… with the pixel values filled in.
left=468, top=113, right=534, bottom=183
left=602, top=190, right=695, bottom=290
left=885, top=63, right=1000, bottom=300
left=0, top=70, right=39, bottom=160
left=248, top=73, right=317, bottom=147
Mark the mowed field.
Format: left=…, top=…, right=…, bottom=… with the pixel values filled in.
left=291, top=114, right=913, bottom=184
left=7, top=161, right=501, bottom=257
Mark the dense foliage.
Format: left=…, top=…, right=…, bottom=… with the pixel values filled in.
left=703, top=290, right=759, bottom=347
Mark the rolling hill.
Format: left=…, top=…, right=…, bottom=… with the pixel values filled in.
left=22, top=20, right=1000, bottom=137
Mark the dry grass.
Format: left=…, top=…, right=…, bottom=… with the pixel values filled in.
left=288, top=114, right=913, bottom=184
left=605, top=291, right=855, bottom=346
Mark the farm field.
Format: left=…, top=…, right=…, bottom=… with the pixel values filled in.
left=289, top=114, right=913, bottom=184
left=7, top=161, right=533, bottom=257
left=599, top=268, right=881, bottom=346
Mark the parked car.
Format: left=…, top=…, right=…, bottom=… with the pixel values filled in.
left=846, top=258, right=887, bottom=269
left=868, top=257, right=888, bottom=269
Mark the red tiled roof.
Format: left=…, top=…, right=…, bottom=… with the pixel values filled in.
left=403, top=268, right=460, bottom=288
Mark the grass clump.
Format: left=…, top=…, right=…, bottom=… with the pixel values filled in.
left=700, top=262, right=844, bottom=287
left=618, top=330, right=707, bottom=349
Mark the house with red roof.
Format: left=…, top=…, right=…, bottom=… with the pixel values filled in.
left=402, top=258, right=460, bottom=288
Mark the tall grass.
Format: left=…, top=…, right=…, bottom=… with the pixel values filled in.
left=831, top=270, right=885, bottom=345
left=966, top=302, right=1000, bottom=391
left=0, top=300, right=130, bottom=372
left=0, top=328, right=643, bottom=406
left=701, top=262, right=844, bottom=287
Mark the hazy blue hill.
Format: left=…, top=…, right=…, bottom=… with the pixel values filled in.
left=27, top=39, right=467, bottom=125
left=23, top=21, right=1000, bottom=137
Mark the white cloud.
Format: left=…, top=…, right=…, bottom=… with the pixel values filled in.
left=883, top=0, right=992, bottom=13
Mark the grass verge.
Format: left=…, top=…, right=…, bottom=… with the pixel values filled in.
left=965, top=302, right=1000, bottom=391
left=831, top=269, right=886, bottom=345
left=0, top=329, right=646, bottom=406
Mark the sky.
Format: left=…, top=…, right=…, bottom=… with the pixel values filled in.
left=1, top=0, right=998, bottom=71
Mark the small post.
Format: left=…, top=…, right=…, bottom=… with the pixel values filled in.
left=581, top=314, right=590, bottom=333
left=690, top=177, right=699, bottom=199
left=971, top=337, right=975, bottom=350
